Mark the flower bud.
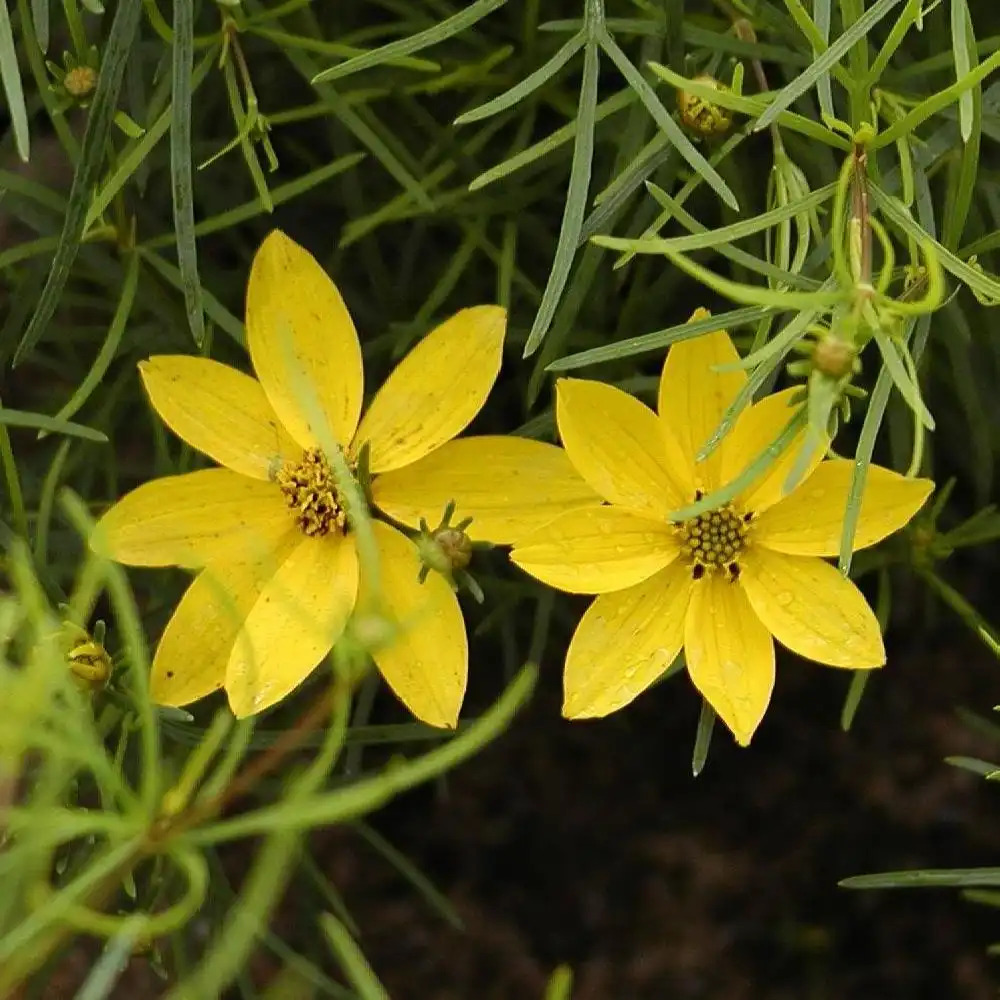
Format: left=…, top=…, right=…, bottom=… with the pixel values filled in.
left=677, top=76, right=734, bottom=138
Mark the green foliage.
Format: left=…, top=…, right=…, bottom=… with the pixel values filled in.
left=2, top=0, right=999, bottom=993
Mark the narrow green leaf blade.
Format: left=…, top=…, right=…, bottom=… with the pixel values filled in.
left=0, top=0, right=30, bottom=161
left=12, top=0, right=142, bottom=365
left=313, top=0, right=509, bottom=83
left=523, top=38, right=599, bottom=357
left=171, top=0, right=205, bottom=346
left=755, top=0, right=905, bottom=132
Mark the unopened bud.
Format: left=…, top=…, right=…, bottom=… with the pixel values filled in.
left=677, top=76, right=734, bottom=138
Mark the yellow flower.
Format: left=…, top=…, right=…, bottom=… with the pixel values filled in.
left=92, top=231, right=596, bottom=726
left=510, top=312, right=934, bottom=746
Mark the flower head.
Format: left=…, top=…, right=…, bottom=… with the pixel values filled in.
left=510, top=310, right=933, bottom=746
left=93, top=231, right=595, bottom=726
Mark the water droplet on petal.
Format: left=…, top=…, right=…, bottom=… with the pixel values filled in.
left=776, top=591, right=794, bottom=607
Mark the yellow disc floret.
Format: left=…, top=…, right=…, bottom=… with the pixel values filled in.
left=64, top=65, right=98, bottom=99
left=275, top=448, right=349, bottom=537
left=678, top=495, right=751, bottom=581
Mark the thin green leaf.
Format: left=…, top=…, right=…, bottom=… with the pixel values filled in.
left=604, top=182, right=820, bottom=289
left=945, top=756, right=999, bottom=778
left=870, top=324, right=935, bottom=430
left=669, top=410, right=808, bottom=521
left=522, top=36, right=599, bottom=358
left=691, top=700, right=715, bottom=777
left=313, top=0, right=509, bottom=83
left=0, top=0, right=30, bottom=161
left=755, top=0, right=905, bottom=131
left=47, top=251, right=140, bottom=432
left=841, top=869, right=1000, bottom=890
left=455, top=32, right=583, bottom=125
left=942, top=5, right=980, bottom=249
left=171, top=0, right=205, bottom=346
left=599, top=32, right=737, bottom=210
left=31, top=0, right=49, bottom=51
left=0, top=407, right=107, bottom=442
left=468, top=89, right=633, bottom=192
left=840, top=670, right=872, bottom=731
left=74, top=918, right=147, bottom=1000
left=353, top=822, right=462, bottom=929
left=547, top=305, right=775, bottom=371
left=609, top=181, right=835, bottom=253
left=319, top=913, right=389, bottom=1000
left=145, top=154, right=366, bottom=249
left=951, top=0, right=974, bottom=143
left=12, top=0, right=142, bottom=365
left=85, top=106, right=172, bottom=231
left=638, top=245, right=845, bottom=311
left=138, top=247, right=246, bottom=347
left=872, top=45, right=1000, bottom=150
left=648, top=62, right=852, bottom=149
left=871, top=183, right=1000, bottom=303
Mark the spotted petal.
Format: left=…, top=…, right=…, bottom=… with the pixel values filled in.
left=562, top=562, right=691, bottom=718
left=139, top=356, right=300, bottom=480
left=365, top=520, right=467, bottom=728
left=372, top=436, right=600, bottom=545
left=511, top=506, right=681, bottom=594
left=740, top=547, right=884, bottom=668
left=752, top=460, right=934, bottom=556
left=91, top=469, right=293, bottom=569
left=684, top=573, right=775, bottom=746
left=151, top=547, right=292, bottom=707
left=226, top=532, right=359, bottom=717
left=658, top=311, right=746, bottom=491
left=354, top=306, right=506, bottom=473
left=556, top=378, right=688, bottom=517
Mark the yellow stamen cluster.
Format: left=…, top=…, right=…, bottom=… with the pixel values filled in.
left=275, top=448, right=348, bottom=537
left=678, top=501, right=750, bottom=581
left=64, top=65, right=98, bottom=98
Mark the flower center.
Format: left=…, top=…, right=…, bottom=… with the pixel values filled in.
left=678, top=494, right=752, bottom=582
left=275, top=448, right=349, bottom=537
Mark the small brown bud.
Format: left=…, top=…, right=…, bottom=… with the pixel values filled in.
left=812, top=336, right=858, bottom=379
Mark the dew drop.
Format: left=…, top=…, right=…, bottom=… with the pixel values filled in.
left=776, top=591, right=794, bottom=607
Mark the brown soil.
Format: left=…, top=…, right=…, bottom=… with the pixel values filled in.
left=326, top=628, right=999, bottom=1000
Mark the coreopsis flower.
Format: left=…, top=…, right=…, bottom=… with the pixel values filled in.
left=92, top=231, right=595, bottom=726
left=510, top=313, right=934, bottom=746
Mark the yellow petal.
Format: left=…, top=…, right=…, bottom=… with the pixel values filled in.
left=562, top=562, right=691, bottom=718
left=722, top=387, right=825, bottom=514
left=366, top=521, right=467, bottom=728
left=371, top=436, right=600, bottom=545
left=556, top=378, right=688, bottom=517
left=752, top=460, right=934, bottom=556
left=91, top=469, right=293, bottom=568
left=511, top=506, right=681, bottom=594
left=139, top=356, right=300, bottom=480
left=245, top=230, right=364, bottom=451
left=354, top=306, right=506, bottom=473
left=151, top=547, right=292, bottom=707
left=684, top=572, right=774, bottom=746
left=658, top=310, right=746, bottom=491
left=226, top=532, right=359, bottom=717
left=740, top=546, right=885, bottom=668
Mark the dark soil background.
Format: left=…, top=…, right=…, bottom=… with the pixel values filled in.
left=315, top=620, right=1000, bottom=1000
